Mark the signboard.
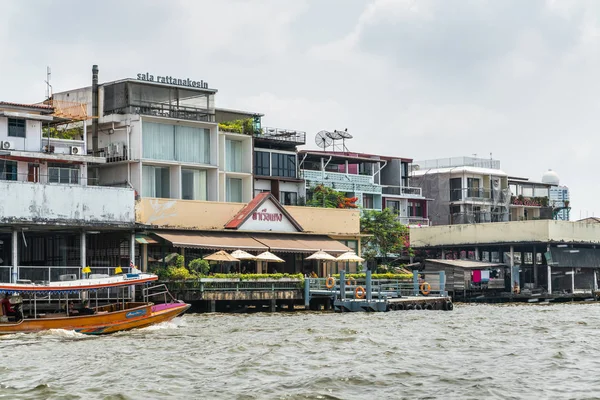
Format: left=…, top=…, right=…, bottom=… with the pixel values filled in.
left=137, top=72, right=208, bottom=89
left=237, top=198, right=300, bottom=232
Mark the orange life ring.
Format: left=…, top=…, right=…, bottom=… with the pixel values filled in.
left=325, top=277, right=335, bottom=289
left=420, top=282, right=431, bottom=296
left=346, top=278, right=357, bottom=286
left=354, top=286, right=366, bottom=299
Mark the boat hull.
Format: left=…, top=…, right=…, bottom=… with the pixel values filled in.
left=0, top=302, right=190, bottom=335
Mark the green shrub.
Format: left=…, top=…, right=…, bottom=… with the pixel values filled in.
left=189, top=258, right=210, bottom=275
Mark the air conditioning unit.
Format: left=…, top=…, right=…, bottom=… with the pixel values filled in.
left=0, top=141, right=13, bottom=150
left=70, top=146, right=82, bottom=155
left=109, top=142, right=123, bottom=157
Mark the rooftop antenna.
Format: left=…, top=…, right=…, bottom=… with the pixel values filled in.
left=315, top=130, right=333, bottom=150
left=45, top=66, right=52, bottom=100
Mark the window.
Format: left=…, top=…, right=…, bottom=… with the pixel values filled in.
left=467, top=178, right=481, bottom=198
left=254, top=151, right=270, bottom=176
left=8, top=118, right=25, bottom=138
left=271, top=153, right=296, bottom=178
left=48, top=163, right=79, bottom=184
left=142, top=122, right=210, bottom=164
left=142, top=165, right=170, bottom=198
left=181, top=169, right=207, bottom=200
left=226, top=140, right=243, bottom=172
left=0, top=160, right=17, bottom=181
left=408, top=201, right=423, bottom=217
left=387, top=200, right=400, bottom=215
left=254, top=189, right=270, bottom=197
left=362, top=194, right=374, bottom=209
left=226, top=178, right=243, bottom=202
left=339, top=240, right=358, bottom=253
left=450, top=178, right=462, bottom=201
left=280, top=191, right=297, bottom=206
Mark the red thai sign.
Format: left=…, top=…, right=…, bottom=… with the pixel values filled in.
left=252, top=208, right=283, bottom=222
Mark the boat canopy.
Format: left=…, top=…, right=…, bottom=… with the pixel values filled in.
left=0, top=273, right=158, bottom=295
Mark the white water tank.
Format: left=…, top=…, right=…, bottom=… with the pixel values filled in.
left=542, top=169, right=560, bottom=186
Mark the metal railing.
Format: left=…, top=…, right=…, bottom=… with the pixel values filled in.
left=302, top=169, right=382, bottom=193
left=450, top=188, right=507, bottom=202
left=0, top=172, right=98, bottom=186
left=414, top=157, right=501, bottom=170
left=109, top=102, right=215, bottom=122
left=381, top=185, right=422, bottom=196
left=166, top=279, right=304, bottom=292
left=98, top=142, right=130, bottom=163
left=306, top=277, right=445, bottom=298
left=254, top=127, right=306, bottom=145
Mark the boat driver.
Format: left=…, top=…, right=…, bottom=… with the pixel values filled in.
left=2, top=294, right=22, bottom=321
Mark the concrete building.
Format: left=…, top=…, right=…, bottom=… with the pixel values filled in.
left=507, top=176, right=553, bottom=221
left=411, top=220, right=600, bottom=301
left=411, top=156, right=510, bottom=225
left=300, top=150, right=428, bottom=226
left=0, top=99, right=135, bottom=283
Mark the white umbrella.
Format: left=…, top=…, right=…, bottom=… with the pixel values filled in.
left=204, top=250, right=239, bottom=274
left=336, top=252, right=365, bottom=262
left=255, top=251, right=284, bottom=274
left=306, top=250, right=336, bottom=277
left=231, top=249, right=257, bottom=260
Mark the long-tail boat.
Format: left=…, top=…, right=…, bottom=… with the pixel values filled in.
left=0, top=272, right=190, bottom=335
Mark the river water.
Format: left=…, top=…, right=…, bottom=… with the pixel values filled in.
left=1, top=303, right=600, bottom=399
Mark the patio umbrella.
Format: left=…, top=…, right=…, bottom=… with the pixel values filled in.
left=255, top=251, right=284, bottom=274
left=230, top=250, right=257, bottom=260
left=204, top=250, right=239, bottom=273
left=335, top=252, right=365, bottom=276
left=306, top=250, right=337, bottom=277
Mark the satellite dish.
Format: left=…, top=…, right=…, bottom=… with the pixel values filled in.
left=315, top=131, right=332, bottom=149
left=335, top=129, right=353, bottom=139
left=326, top=131, right=343, bottom=140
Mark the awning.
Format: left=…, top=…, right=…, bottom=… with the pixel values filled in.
left=153, top=232, right=268, bottom=251
left=250, top=233, right=351, bottom=254
left=135, top=234, right=158, bottom=244
left=152, top=231, right=352, bottom=254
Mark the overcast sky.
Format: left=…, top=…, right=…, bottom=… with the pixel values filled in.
left=1, top=0, right=599, bottom=219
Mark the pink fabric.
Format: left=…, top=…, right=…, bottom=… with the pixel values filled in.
left=472, top=270, right=482, bottom=283
left=152, top=303, right=184, bottom=312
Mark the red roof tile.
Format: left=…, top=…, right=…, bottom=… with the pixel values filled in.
left=0, top=101, right=53, bottom=110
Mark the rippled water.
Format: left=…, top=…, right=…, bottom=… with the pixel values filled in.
left=2, top=304, right=600, bottom=399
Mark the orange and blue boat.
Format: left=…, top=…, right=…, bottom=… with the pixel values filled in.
left=0, top=272, right=190, bottom=335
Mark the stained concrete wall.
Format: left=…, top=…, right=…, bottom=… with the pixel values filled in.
left=0, top=181, right=135, bottom=226
left=410, top=220, right=600, bottom=248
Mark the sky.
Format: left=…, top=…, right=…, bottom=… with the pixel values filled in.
left=1, top=0, right=599, bottom=219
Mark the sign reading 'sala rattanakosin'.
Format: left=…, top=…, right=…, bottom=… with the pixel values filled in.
left=137, top=72, right=208, bottom=89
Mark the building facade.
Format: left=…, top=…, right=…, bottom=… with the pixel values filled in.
left=300, top=150, right=429, bottom=226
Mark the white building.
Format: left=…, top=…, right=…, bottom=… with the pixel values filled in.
left=0, top=99, right=135, bottom=283
left=542, top=169, right=570, bottom=221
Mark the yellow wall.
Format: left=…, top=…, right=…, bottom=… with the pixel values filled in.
left=411, top=220, right=600, bottom=247
left=136, top=198, right=361, bottom=236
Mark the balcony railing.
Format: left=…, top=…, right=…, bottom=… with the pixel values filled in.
left=397, top=216, right=430, bottom=226
left=109, top=101, right=215, bottom=122
left=98, top=142, right=130, bottom=163
left=302, top=169, right=381, bottom=193
left=254, top=127, right=306, bottom=145
left=450, top=188, right=507, bottom=203
left=450, top=211, right=509, bottom=224
left=382, top=185, right=422, bottom=197
left=0, top=172, right=97, bottom=186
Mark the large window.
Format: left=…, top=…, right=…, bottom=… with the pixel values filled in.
left=182, top=169, right=207, bottom=200
left=226, top=178, right=243, bottom=202
left=8, top=118, right=25, bottom=138
left=0, top=160, right=17, bottom=181
left=271, top=153, right=296, bottom=178
left=280, top=191, right=298, bottom=206
left=386, top=200, right=400, bottom=215
left=142, top=122, right=210, bottom=164
left=48, top=163, right=79, bottom=184
left=254, top=151, right=270, bottom=176
left=408, top=201, right=423, bottom=217
left=450, top=178, right=462, bottom=201
left=226, top=140, right=242, bottom=172
left=362, top=194, right=374, bottom=209
left=142, top=165, right=170, bottom=198
left=467, top=178, right=481, bottom=198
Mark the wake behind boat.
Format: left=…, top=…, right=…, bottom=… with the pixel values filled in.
left=0, top=272, right=190, bottom=335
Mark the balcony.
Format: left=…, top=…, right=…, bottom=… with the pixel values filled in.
left=254, top=127, right=306, bottom=146
left=382, top=185, right=422, bottom=197
left=41, top=138, right=85, bottom=155
left=302, top=169, right=381, bottom=193
left=397, top=216, right=430, bottom=226
left=98, top=141, right=130, bottom=163
left=0, top=179, right=134, bottom=226
left=450, top=188, right=507, bottom=203
left=110, top=101, right=215, bottom=122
